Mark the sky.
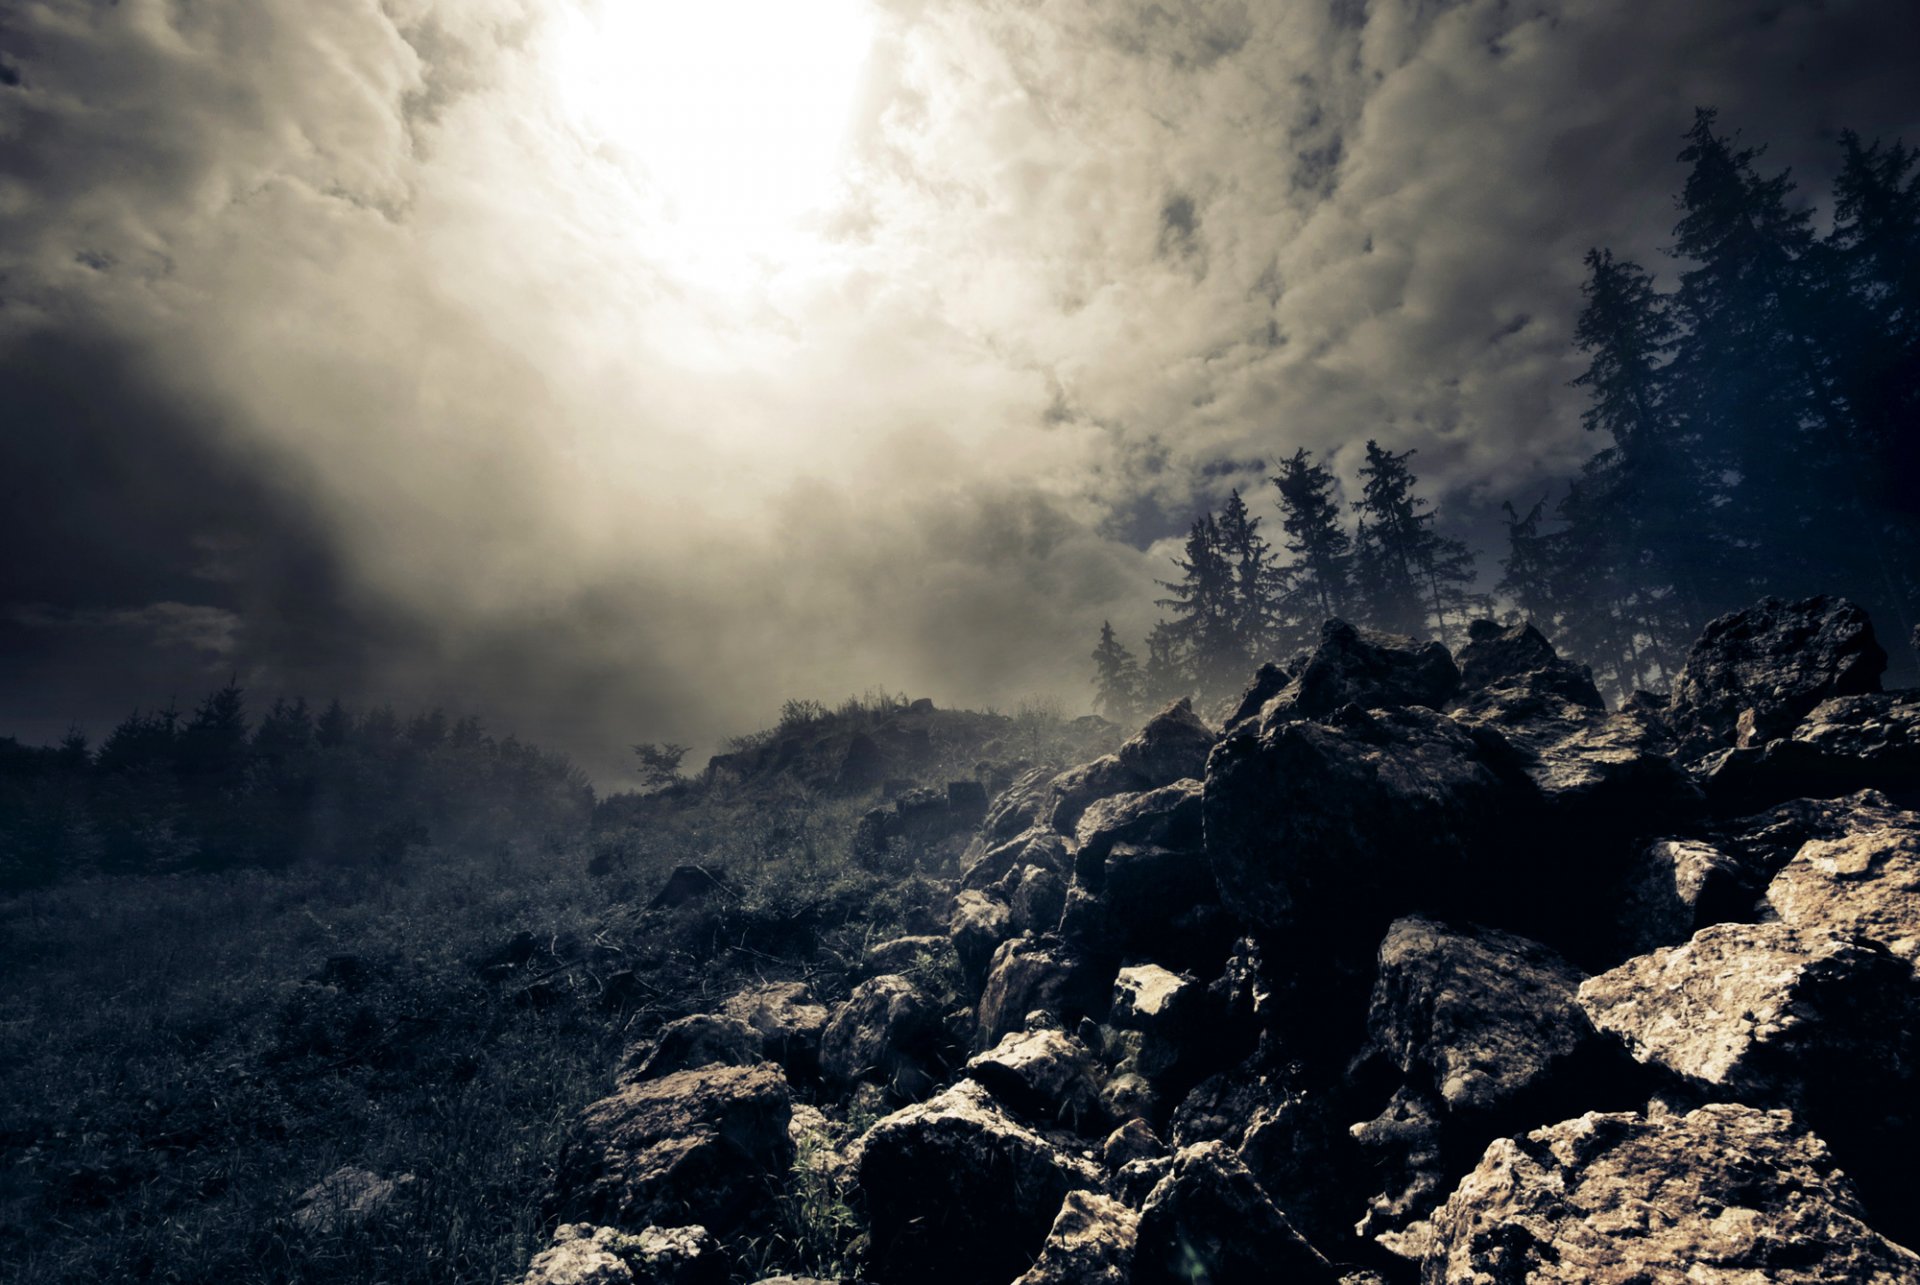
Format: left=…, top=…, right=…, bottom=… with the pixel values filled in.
left=3, top=0, right=1918, bottom=782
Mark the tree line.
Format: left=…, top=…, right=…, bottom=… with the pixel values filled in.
left=1095, top=108, right=1920, bottom=718
left=0, top=684, right=594, bottom=890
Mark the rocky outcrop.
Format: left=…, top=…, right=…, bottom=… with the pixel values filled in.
left=854, top=1080, right=1103, bottom=1285
left=948, top=888, right=1016, bottom=989
left=520, top=1223, right=726, bottom=1285
left=965, top=1027, right=1105, bottom=1133
left=1349, top=918, right=1626, bottom=1258
left=1046, top=700, right=1215, bottom=833
left=1612, top=837, right=1761, bottom=957
left=819, top=975, right=944, bottom=1100
left=719, top=983, right=828, bottom=1081
left=553, top=1064, right=793, bottom=1236
left=1668, top=594, right=1886, bottom=758
left=1424, top=1103, right=1920, bottom=1284
left=1696, top=691, right=1920, bottom=806
left=1012, top=1190, right=1138, bottom=1285
left=1364, top=918, right=1607, bottom=1116
left=1454, top=619, right=1604, bottom=708
left=1253, top=619, right=1460, bottom=727
left=1577, top=922, right=1920, bottom=1111
left=1133, top=1141, right=1334, bottom=1285
left=1205, top=704, right=1520, bottom=961
left=975, top=935, right=1112, bottom=1050
left=1767, top=818, right=1920, bottom=967
left=617, top=1015, right=762, bottom=1086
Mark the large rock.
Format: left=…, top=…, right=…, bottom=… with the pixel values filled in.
left=1047, top=701, right=1216, bottom=833
left=1613, top=838, right=1763, bottom=957
left=1072, top=780, right=1204, bottom=869
left=854, top=1080, right=1103, bottom=1285
left=948, top=889, right=1015, bottom=990
left=961, top=826, right=1069, bottom=894
left=1577, top=921, right=1920, bottom=1110
left=1013, top=1190, right=1138, bottom=1285
left=553, top=1064, right=793, bottom=1236
left=1452, top=680, right=1698, bottom=840
left=1698, top=692, right=1920, bottom=807
left=1423, top=1102, right=1920, bottom=1284
left=1669, top=595, right=1886, bottom=759
left=519, top=1224, right=726, bottom=1285
left=1253, top=619, right=1460, bottom=727
left=1364, top=917, right=1606, bottom=1117
left=618, top=1015, right=762, bottom=1086
left=818, top=975, right=944, bottom=1099
left=719, top=983, right=829, bottom=1080
left=1767, top=818, right=1920, bottom=969
left=1454, top=619, right=1604, bottom=709
left=979, top=766, right=1064, bottom=845
left=966, top=1027, right=1105, bottom=1133
left=1133, top=1141, right=1335, bottom=1285
left=1350, top=918, right=1626, bottom=1258
left=976, top=935, right=1113, bottom=1049
left=1204, top=704, right=1522, bottom=961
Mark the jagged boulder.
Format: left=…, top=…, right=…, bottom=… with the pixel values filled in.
left=553, top=1064, right=793, bottom=1236
left=1454, top=619, right=1604, bottom=708
left=1008, top=864, right=1068, bottom=937
left=966, top=1027, right=1105, bottom=1133
left=1452, top=677, right=1698, bottom=841
left=1254, top=619, right=1460, bottom=728
left=978, top=766, right=1062, bottom=845
left=1013, top=1190, right=1138, bottom=1285
left=1767, top=819, right=1920, bottom=969
left=976, top=935, right=1113, bottom=1049
left=861, top=934, right=956, bottom=980
left=948, top=889, right=1015, bottom=990
left=1364, top=918, right=1607, bottom=1116
left=1423, top=1103, right=1920, bottom=1284
left=1707, top=789, right=1904, bottom=874
left=617, top=1015, right=762, bottom=1086
left=719, top=983, right=828, bottom=1080
left=1350, top=918, right=1627, bottom=1258
left=1697, top=691, right=1920, bottom=806
left=1669, top=595, right=1886, bottom=759
left=1047, top=701, right=1216, bottom=833
left=1204, top=704, right=1522, bottom=978
left=1133, top=1141, right=1335, bottom=1285
left=854, top=1080, right=1103, bottom=1285
left=1072, top=780, right=1204, bottom=869
left=1102, top=1118, right=1165, bottom=1170
left=1577, top=922, right=1920, bottom=1110
left=1222, top=660, right=1294, bottom=732
left=960, top=826, right=1069, bottom=894
left=1613, top=837, right=1763, bottom=957
left=520, top=1223, right=726, bottom=1285
left=818, top=975, right=943, bottom=1099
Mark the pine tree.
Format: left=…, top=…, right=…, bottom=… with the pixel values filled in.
left=1350, top=441, right=1484, bottom=644
left=1214, top=489, right=1285, bottom=665
left=1156, top=514, right=1243, bottom=699
left=1669, top=108, right=1840, bottom=595
left=1270, top=448, right=1351, bottom=637
left=1090, top=620, right=1144, bottom=723
left=1496, top=498, right=1557, bottom=628
left=1141, top=620, right=1188, bottom=709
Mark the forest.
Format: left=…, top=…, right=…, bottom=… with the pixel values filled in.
left=1096, top=110, right=1920, bottom=714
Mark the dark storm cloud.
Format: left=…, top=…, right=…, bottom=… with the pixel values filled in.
left=2, top=0, right=1917, bottom=776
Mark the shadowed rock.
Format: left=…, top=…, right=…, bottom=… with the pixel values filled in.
left=1669, top=595, right=1886, bottom=759
left=553, top=1065, right=792, bottom=1236
left=1133, top=1141, right=1335, bottom=1285
left=819, top=975, right=944, bottom=1100
left=1013, top=1190, right=1138, bottom=1285
left=617, top=1015, right=762, bottom=1086
left=855, top=1080, right=1102, bottom=1285
left=1424, top=1102, right=1920, bottom=1284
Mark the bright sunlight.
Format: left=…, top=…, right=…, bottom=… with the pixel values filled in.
left=547, top=0, right=877, bottom=286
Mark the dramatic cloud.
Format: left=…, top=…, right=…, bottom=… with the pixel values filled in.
left=2, top=0, right=1916, bottom=778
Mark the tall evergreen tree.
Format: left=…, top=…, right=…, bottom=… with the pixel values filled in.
left=1496, top=498, right=1557, bottom=629
left=1141, top=620, right=1188, bottom=709
left=1090, top=620, right=1144, bottom=723
left=1669, top=108, right=1840, bottom=595
left=1350, top=442, right=1485, bottom=644
left=1214, top=489, right=1285, bottom=665
left=1156, top=514, right=1243, bottom=698
left=1270, top=448, right=1351, bottom=637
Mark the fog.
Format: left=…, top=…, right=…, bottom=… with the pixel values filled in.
left=3, top=0, right=1916, bottom=781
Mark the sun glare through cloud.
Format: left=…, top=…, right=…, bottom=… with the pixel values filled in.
left=545, top=0, right=877, bottom=291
